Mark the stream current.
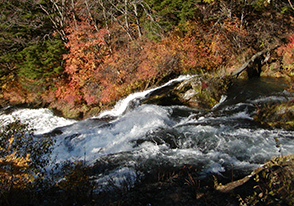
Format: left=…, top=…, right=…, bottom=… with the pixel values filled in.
left=1, top=76, right=294, bottom=187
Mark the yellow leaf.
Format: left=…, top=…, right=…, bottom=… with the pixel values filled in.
left=8, top=137, right=14, bottom=151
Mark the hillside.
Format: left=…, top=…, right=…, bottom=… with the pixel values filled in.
left=0, top=0, right=294, bottom=118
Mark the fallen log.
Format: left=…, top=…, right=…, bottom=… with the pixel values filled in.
left=231, top=46, right=278, bottom=77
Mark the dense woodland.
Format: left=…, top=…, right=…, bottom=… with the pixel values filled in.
left=0, top=0, right=294, bottom=118
left=1, top=1, right=294, bottom=205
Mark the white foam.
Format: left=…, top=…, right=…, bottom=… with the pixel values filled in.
left=212, top=95, right=227, bottom=110
left=52, top=104, right=174, bottom=163
left=93, top=166, right=140, bottom=192
left=0, top=108, right=76, bottom=134
left=97, top=75, right=193, bottom=118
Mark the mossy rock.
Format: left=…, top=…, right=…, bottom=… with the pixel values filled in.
left=255, top=100, right=294, bottom=130
left=143, top=75, right=232, bottom=110
left=182, top=75, right=231, bottom=108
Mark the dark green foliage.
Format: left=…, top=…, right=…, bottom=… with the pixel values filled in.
left=0, top=0, right=51, bottom=60
left=16, top=37, right=66, bottom=81
left=0, top=0, right=65, bottom=90
left=145, top=0, right=200, bottom=30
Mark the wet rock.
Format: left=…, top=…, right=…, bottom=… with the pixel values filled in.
left=143, top=75, right=232, bottom=110
left=255, top=100, right=294, bottom=130
left=175, top=75, right=232, bottom=109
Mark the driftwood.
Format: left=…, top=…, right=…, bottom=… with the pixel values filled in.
left=231, top=46, right=278, bottom=77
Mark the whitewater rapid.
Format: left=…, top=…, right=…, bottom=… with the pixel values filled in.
left=97, top=75, right=193, bottom=118
left=1, top=76, right=293, bottom=186
left=0, top=108, right=76, bottom=135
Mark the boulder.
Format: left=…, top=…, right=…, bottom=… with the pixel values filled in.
left=143, top=75, right=232, bottom=110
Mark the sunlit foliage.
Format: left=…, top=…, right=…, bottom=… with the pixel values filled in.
left=0, top=0, right=293, bottom=118
left=55, top=19, right=109, bottom=106
left=277, top=33, right=294, bottom=75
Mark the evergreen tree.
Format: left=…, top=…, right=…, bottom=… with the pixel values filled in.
left=16, top=37, right=66, bottom=82
left=0, top=0, right=65, bottom=90
left=145, top=0, right=201, bottom=30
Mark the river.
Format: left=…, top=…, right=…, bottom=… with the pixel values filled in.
left=1, top=75, right=293, bottom=189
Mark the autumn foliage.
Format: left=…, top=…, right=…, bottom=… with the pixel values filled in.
left=54, top=19, right=232, bottom=115
left=0, top=120, right=53, bottom=205
left=50, top=6, right=289, bottom=118
left=55, top=19, right=109, bottom=105
left=0, top=0, right=294, bottom=118
left=277, top=33, right=294, bottom=75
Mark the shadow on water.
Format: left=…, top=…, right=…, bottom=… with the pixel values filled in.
left=224, top=77, right=290, bottom=106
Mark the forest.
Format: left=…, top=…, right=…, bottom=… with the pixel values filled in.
left=0, top=0, right=293, bottom=118
left=1, top=0, right=294, bottom=205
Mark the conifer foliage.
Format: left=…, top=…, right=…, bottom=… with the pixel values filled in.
left=16, top=37, right=66, bottom=82
left=0, top=0, right=66, bottom=94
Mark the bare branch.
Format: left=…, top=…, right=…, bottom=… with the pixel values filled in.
left=288, top=0, right=294, bottom=10
left=71, top=0, right=78, bottom=29
left=132, top=2, right=142, bottom=39
left=84, top=0, right=99, bottom=32
left=98, top=0, right=112, bottom=53
left=39, top=3, right=67, bottom=42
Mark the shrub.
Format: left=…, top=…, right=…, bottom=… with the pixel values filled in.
left=239, top=155, right=294, bottom=205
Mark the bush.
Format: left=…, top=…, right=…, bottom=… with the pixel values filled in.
left=239, top=155, right=294, bottom=205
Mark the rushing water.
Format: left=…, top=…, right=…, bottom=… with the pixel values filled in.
left=1, top=76, right=294, bottom=187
